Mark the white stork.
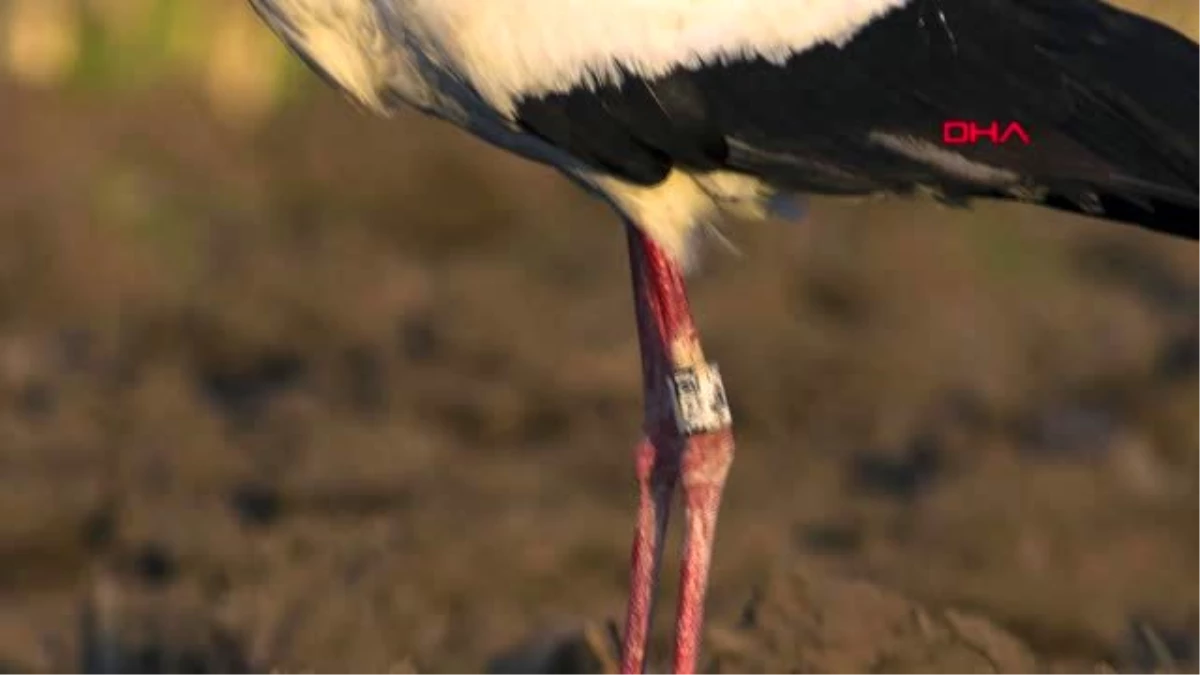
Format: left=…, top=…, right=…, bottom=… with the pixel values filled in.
left=245, top=0, right=1199, bottom=671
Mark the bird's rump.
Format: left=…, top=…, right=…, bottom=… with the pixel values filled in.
left=513, top=0, right=1199, bottom=239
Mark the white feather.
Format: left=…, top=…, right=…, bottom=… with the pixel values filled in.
left=411, top=0, right=911, bottom=113
left=251, top=0, right=911, bottom=115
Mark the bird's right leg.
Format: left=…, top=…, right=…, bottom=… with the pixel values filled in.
left=620, top=434, right=678, bottom=674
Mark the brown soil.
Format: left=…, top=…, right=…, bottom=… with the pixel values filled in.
left=0, top=80, right=1195, bottom=674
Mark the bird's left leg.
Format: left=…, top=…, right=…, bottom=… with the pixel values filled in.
left=620, top=223, right=735, bottom=674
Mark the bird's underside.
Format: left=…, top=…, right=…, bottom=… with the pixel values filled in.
left=512, top=0, right=1199, bottom=246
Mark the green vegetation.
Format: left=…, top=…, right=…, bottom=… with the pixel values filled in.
left=2, top=0, right=305, bottom=125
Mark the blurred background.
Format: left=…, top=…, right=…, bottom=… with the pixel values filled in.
left=0, top=0, right=1196, bottom=672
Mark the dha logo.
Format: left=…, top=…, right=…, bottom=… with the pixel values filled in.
left=942, top=120, right=1031, bottom=145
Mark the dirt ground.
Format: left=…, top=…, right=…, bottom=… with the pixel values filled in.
left=0, top=71, right=1195, bottom=674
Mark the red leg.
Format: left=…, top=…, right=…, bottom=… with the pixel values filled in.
left=619, top=437, right=677, bottom=674
left=619, top=224, right=735, bottom=674
left=672, top=429, right=733, bottom=673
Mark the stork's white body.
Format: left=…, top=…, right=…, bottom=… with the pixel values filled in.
left=257, top=0, right=909, bottom=110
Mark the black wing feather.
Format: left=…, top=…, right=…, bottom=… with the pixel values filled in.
left=514, top=0, right=1198, bottom=239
